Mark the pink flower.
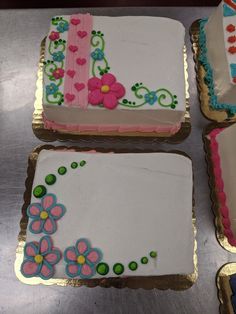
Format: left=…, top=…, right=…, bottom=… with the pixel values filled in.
left=21, top=236, right=61, bottom=280
left=88, top=73, right=125, bottom=110
left=49, top=31, right=60, bottom=41
left=52, top=68, right=65, bottom=79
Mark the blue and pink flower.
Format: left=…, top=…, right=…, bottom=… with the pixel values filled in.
left=27, top=193, right=66, bottom=235
left=21, top=236, right=61, bottom=280
left=64, top=238, right=102, bottom=279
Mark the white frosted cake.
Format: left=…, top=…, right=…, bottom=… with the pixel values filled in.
left=42, top=14, right=187, bottom=135
left=20, top=150, right=194, bottom=281
left=208, top=124, right=236, bottom=246
left=199, top=1, right=236, bottom=116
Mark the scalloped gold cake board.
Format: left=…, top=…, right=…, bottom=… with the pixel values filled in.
left=217, top=263, right=236, bottom=314
left=190, top=20, right=236, bottom=123
left=203, top=122, right=236, bottom=253
left=32, top=38, right=191, bottom=143
left=15, top=146, right=197, bottom=289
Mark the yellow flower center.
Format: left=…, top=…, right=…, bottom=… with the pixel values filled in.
left=77, top=255, right=86, bottom=264
left=40, top=210, right=48, bottom=220
left=101, top=85, right=110, bottom=93
left=34, top=254, right=43, bottom=264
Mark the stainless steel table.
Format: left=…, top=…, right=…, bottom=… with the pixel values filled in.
left=0, top=7, right=231, bottom=314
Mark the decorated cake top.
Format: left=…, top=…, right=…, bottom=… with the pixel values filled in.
left=21, top=150, right=194, bottom=280
left=43, top=15, right=185, bottom=112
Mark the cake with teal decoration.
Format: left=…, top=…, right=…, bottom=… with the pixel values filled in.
left=199, top=1, right=236, bottom=117
left=20, top=150, right=194, bottom=281
left=42, top=14, right=187, bottom=136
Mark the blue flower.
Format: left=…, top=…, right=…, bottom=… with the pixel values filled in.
left=52, top=51, right=65, bottom=62
left=144, top=91, right=158, bottom=105
left=46, top=83, right=59, bottom=95
left=91, top=48, right=104, bottom=61
left=56, top=21, right=69, bottom=33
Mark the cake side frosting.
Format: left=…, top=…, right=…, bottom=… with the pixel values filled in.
left=20, top=151, right=194, bottom=280
left=42, top=15, right=186, bottom=132
left=209, top=124, right=236, bottom=246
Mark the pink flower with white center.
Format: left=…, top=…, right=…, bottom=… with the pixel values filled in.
left=52, top=68, right=65, bottom=79
left=49, top=31, right=60, bottom=41
left=88, top=73, right=126, bottom=109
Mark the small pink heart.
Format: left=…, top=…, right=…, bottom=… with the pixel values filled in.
left=71, top=18, right=80, bottom=25
left=77, top=30, right=87, bottom=38
left=65, top=93, right=75, bottom=102
left=76, top=58, right=86, bottom=65
left=66, top=70, right=76, bottom=78
left=74, top=82, right=85, bottom=92
left=69, top=45, right=78, bottom=53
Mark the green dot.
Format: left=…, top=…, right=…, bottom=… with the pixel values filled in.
left=128, top=261, right=138, bottom=271
left=122, top=99, right=128, bottom=104
left=140, top=82, right=143, bottom=85
left=171, top=104, right=176, bottom=109
left=113, top=263, right=124, bottom=275
left=174, top=100, right=178, bottom=105
left=98, top=31, right=101, bottom=34
left=96, top=262, right=109, bottom=276
left=131, top=86, right=136, bottom=91
left=80, top=160, right=86, bottom=167
left=33, top=185, right=47, bottom=198
left=99, top=71, right=104, bottom=76
left=141, top=257, right=148, bottom=264
left=128, top=101, right=132, bottom=104
left=173, top=95, right=177, bottom=99
left=150, top=251, right=157, bottom=258
left=132, top=102, right=136, bottom=105
left=135, top=83, right=139, bottom=87
left=58, top=166, right=67, bottom=175
left=45, top=174, right=56, bottom=185
left=71, top=162, right=78, bottom=169
left=92, top=30, right=96, bottom=35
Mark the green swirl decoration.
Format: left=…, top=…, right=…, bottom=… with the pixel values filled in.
left=90, top=30, right=110, bottom=77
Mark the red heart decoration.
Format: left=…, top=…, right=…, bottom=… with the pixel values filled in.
left=74, top=82, right=85, bottom=92
left=71, top=18, right=80, bottom=25
left=66, top=70, right=76, bottom=78
left=65, top=93, right=75, bottom=102
left=77, top=31, right=87, bottom=38
left=69, top=45, right=78, bottom=53
left=76, top=58, right=86, bottom=65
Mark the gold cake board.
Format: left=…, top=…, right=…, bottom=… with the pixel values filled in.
left=190, top=20, right=236, bottom=123
left=203, top=122, right=236, bottom=253
left=217, top=263, right=236, bottom=314
left=32, top=38, right=191, bottom=143
left=15, top=145, right=197, bottom=289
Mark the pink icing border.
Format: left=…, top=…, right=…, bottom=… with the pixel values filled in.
left=43, top=114, right=181, bottom=134
left=209, top=128, right=236, bottom=246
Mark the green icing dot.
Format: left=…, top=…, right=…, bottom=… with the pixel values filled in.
left=80, top=160, right=86, bottom=167
left=150, top=251, right=157, bottom=258
left=174, top=100, right=178, bottom=105
left=45, top=174, right=56, bottom=185
left=131, top=86, right=136, bottom=91
left=141, top=257, right=148, bottom=264
left=58, top=166, right=67, bottom=175
left=122, top=99, right=128, bottom=104
left=128, top=261, right=138, bottom=271
left=33, top=185, right=47, bottom=198
left=92, top=30, right=96, bottom=35
left=171, top=104, right=176, bottom=109
left=113, top=263, right=124, bottom=275
left=96, top=263, right=109, bottom=276
left=71, top=162, right=78, bottom=169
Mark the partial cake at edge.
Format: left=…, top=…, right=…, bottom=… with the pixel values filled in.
left=199, top=1, right=236, bottom=116
left=42, top=14, right=186, bottom=134
left=20, top=151, right=194, bottom=280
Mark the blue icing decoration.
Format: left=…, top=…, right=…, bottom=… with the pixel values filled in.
left=46, top=83, right=58, bottom=96
left=230, top=64, right=236, bottom=78
left=144, top=91, right=158, bottom=105
left=52, top=51, right=65, bottom=62
left=199, top=19, right=236, bottom=115
left=230, top=274, right=236, bottom=313
left=91, top=48, right=104, bottom=61
left=223, top=4, right=236, bottom=16
left=56, top=21, right=69, bottom=33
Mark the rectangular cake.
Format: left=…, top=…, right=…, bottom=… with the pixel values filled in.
left=20, top=151, right=194, bottom=281
left=199, top=1, right=236, bottom=116
left=42, top=14, right=186, bottom=135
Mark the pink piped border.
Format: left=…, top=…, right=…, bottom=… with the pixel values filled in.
left=43, top=113, right=181, bottom=134
left=209, top=128, right=236, bottom=246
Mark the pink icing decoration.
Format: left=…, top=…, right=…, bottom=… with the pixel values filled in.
left=88, top=73, right=126, bottom=109
left=50, top=205, right=63, bottom=218
left=41, top=263, right=52, bottom=277
left=66, top=249, right=77, bottom=261
left=49, top=31, right=60, bottom=41
left=44, top=252, right=59, bottom=264
left=42, top=194, right=54, bottom=210
left=44, top=217, right=54, bottom=234
left=31, top=219, right=42, bottom=232
left=28, top=205, right=40, bottom=217
left=65, top=93, right=75, bottom=102
left=69, top=45, right=78, bottom=53
left=68, top=264, right=78, bottom=274
left=64, top=13, right=93, bottom=108
left=74, top=83, right=85, bottom=92
left=86, top=250, right=99, bottom=263
left=26, top=244, right=37, bottom=257
left=81, top=263, right=92, bottom=276
left=43, top=113, right=182, bottom=134
left=66, top=70, right=76, bottom=78
left=209, top=128, right=236, bottom=246
left=77, top=240, right=88, bottom=254
left=22, top=261, right=39, bottom=275
left=40, top=237, right=49, bottom=254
